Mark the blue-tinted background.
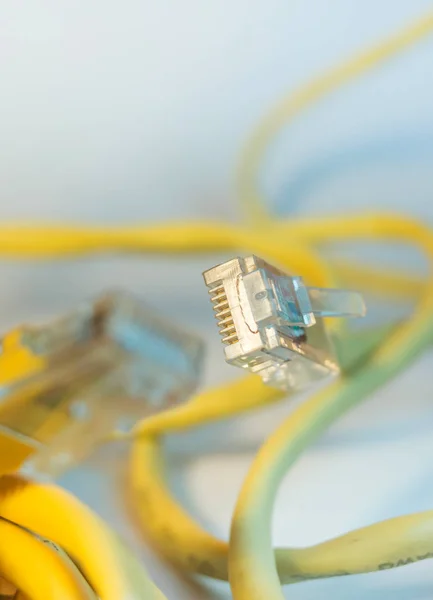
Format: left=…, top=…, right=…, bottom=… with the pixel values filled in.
left=1, top=2, right=433, bottom=598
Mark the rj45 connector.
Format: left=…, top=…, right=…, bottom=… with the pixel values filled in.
left=0, top=291, right=203, bottom=478
left=203, top=256, right=365, bottom=391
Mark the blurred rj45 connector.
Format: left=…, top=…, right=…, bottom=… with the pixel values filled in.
left=0, top=291, right=203, bottom=478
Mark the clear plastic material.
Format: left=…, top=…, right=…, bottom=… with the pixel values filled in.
left=0, top=291, right=203, bottom=478
left=308, top=287, right=366, bottom=319
left=203, top=256, right=365, bottom=392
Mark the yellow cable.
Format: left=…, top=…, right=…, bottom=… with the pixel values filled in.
left=0, top=477, right=165, bottom=600
left=130, top=375, right=283, bottom=439
left=329, top=257, right=423, bottom=301
left=0, top=219, right=424, bottom=302
left=0, top=518, right=94, bottom=600
left=278, top=211, right=433, bottom=243
left=237, top=11, right=433, bottom=225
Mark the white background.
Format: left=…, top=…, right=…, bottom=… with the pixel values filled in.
left=1, top=1, right=433, bottom=598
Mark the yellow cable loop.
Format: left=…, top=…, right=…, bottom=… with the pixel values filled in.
left=237, top=10, right=433, bottom=225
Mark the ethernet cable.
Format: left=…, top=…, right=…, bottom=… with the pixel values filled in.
left=0, top=215, right=424, bottom=599
left=0, top=224, right=428, bottom=596
left=229, top=327, right=433, bottom=598
left=0, top=9, right=431, bottom=600
left=227, top=218, right=433, bottom=599
left=0, top=219, right=429, bottom=597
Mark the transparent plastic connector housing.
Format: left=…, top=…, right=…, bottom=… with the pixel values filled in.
left=203, top=256, right=366, bottom=391
left=0, top=291, right=203, bottom=478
